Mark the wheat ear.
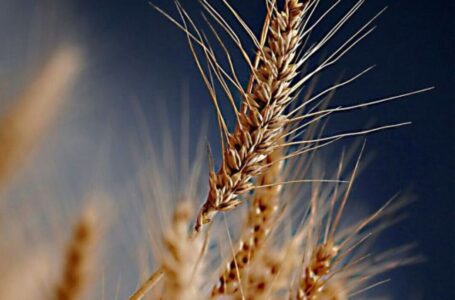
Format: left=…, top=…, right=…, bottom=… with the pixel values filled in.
left=196, top=0, right=308, bottom=231
left=0, top=46, right=80, bottom=185
left=160, top=202, right=205, bottom=300
left=55, top=209, right=96, bottom=300
left=295, top=144, right=364, bottom=300
left=297, top=241, right=339, bottom=300
left=241, top=241, right=302, bottom=300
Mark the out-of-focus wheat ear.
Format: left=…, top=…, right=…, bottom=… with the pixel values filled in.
left=238, top=239, right=301, bottom=300
left=296, top=241, right=340, bottom=300
left=0, top=45, right=81, bottom=186
left=160, top=202, right=205, bottom=300
left=54, top=207, right=97, bottom=300
left=316, top=278, right=348, bottom=300
left=130, top=202, right=205, bottom=300
left=211, top=144, right=283, bottom=297
left=295, top=145, right=364, bottom=300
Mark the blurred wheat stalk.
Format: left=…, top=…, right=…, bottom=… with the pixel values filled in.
left=0, top=1, right=431, bottom=300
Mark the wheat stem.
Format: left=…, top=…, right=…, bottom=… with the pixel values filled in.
left=128, top=267, right=164, bottom=300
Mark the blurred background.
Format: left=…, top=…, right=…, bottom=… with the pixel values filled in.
left=0, top=0, right=453, bottom=299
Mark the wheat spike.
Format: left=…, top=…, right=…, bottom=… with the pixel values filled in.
left=55, top=208, right=97, bottom=300
left=196, top=0, right=309, bottom=231
left=240, top=241, right=301, bottom=300
left=0, top=46, right=80, bottom=186
left=160, top=202, right=205, bottom=300
left=297, top=241, right=339, bottom=300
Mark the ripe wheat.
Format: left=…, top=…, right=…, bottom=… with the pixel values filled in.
left=196, top=0, right=307, bottom=231
left=0, top=1, right=432, bottom=300
left=131, top=0, right=430, bottom=299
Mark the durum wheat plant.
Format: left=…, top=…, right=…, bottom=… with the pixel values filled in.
left=0, top=0, right=433, bottom=299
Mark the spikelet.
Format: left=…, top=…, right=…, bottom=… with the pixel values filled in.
left=239, top=241, right=301, bottom=300
left=0, top=46, right=80, bottom=185
left=211, top=146, right=283, bottom=297
left=196, top=0, right=309, bottom=230
left=287, top=148, right=418, bottom=299
left=54, top=207, right=98, bottom=300
left=160, top=202, right=205, bottom=300
left=315, top=278, right=348, bottom=300
left=297, top=241, right=339, bottom=300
